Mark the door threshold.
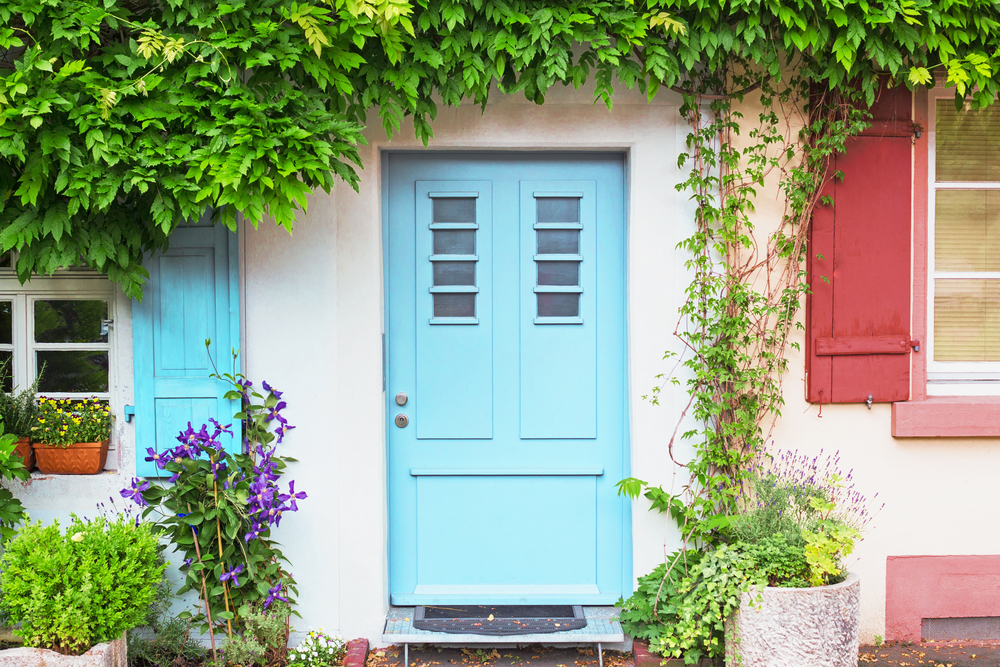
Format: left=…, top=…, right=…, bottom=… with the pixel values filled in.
left=382, top=605, right=624, bottom=645
left=384, top=606, right=623, bottom=667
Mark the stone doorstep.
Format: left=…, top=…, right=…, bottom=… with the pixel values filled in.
left=383, top=607, right=625, bottom=646
left=0, top=633, right=126, bottom=667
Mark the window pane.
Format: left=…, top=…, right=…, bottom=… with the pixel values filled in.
left=0, top=351, right=11, bottom=393
left=37, top=351, right=110, bottom=393
left=934, top=279, right=1000, bottom=361
left=433, top=198, right=476, bottom=223
left=937, top=100, right=1000, bottom=182
left=433, top=262, right=476, bottom=286
left=537, top=230, right=580, bottom=254
left=934, top=190, right=1000, bottom=272
left=538, top=261, right=580, bottom=286
left=433, top=293, right=475, bottom=318
left=34, top=300, right=108, bottom=343
left=536, top=198, right=580, bottom=223
left=0, top=253, right=11, bottom=268
left=0, top=301, right=11, bottom=345
left=537, top=293, right=580, bottom=318
left=433, top=230, right=475, bottom=255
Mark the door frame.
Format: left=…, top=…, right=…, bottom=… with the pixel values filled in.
left=380, top=150, right=633, bottom=603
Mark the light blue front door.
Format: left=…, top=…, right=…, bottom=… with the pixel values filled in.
left=386, top=153, right=629, bottom=605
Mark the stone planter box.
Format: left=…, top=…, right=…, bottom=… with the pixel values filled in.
left=0, top=633, right=126, bottom=667
left=725, top=572, right=860, bottom=667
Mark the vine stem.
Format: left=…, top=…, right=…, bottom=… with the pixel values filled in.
left=187, top=503, right=218, bottom=664
left=212, top=453, right=235, bottom=640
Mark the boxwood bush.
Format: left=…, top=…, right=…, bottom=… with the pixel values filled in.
left=0, top=514, right=166, bottom=655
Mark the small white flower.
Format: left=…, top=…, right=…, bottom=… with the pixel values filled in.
left=71, top=533, right=84, bottom=542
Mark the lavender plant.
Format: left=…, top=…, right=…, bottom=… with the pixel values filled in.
left=121, top=348, right=305, bottom=660
left=734, top=448, right=882, bottom=585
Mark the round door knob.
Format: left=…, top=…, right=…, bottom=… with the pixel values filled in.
left=395, top=413, right=409, bottom=428
left=395, top=392, right=408, bottom=406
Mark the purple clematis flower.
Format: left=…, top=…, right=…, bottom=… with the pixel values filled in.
left=144, top=448, right=167, bottom=468
left=119, top=478, right=150, bottom=506
left=264, top=402, right=287, bottom=423
left=262, top=381, right=283, bottom=400
left=220, top=564, right=244, bottom=587
left=263, top=583, right=289, bottom=609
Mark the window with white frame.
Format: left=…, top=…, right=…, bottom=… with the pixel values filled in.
left=928, top=90, right=1000, bottom=393
left=0, top=276, right=114, bottom=401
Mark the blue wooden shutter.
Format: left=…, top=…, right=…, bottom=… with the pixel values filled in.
left=133, top=224, right=241, bottom=477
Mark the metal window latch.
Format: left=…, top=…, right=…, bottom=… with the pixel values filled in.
left=100, top=319, right=114, bottom=336
left=866, top=395, right=873, bottom=410
left=909, top=339, right=921, bottom=353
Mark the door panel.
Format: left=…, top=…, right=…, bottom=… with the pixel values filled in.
left=519, top=182, right=597, bottom=439
left=386, top=153, right=628, bottom=605
left=415, top=182, right=493, bottom=439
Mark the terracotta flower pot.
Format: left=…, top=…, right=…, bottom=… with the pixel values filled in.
left=32, top=440, right=110, bottom=475
left=13, top=437, right=34, bottom=472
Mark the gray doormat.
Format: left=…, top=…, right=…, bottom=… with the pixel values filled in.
left=413, top=605, right=587, bottom=636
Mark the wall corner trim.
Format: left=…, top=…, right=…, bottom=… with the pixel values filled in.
left=892, top=396, right=1000, bottom=437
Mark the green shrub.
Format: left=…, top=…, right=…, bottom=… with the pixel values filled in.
left=618, top=549, right=701, bottom=643
left=223, top=602, right=290, bottom=666
left=0, top=514, right=166, bottom=655
left=738, top=534, right=809, bottom=588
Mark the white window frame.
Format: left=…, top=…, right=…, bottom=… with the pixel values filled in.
left=0, top=268, right=116, bottom=402
left=927, top=87, right=1000, bottom=395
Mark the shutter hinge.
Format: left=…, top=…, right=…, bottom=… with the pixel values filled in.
left=124, top=405, right=135, bottom=423
left=909, top=339, right=921, bottom=353
left=866, top=394, right=873, bottom=410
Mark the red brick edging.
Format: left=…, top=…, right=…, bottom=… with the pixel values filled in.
left=633, top=639, right=687, bottom=667
left=344, top=638, right=370, bottom=667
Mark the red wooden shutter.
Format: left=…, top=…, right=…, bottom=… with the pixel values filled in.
left=806, top=86, right=914, bottom=404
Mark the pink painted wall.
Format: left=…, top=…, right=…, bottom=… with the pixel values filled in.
left=886, top=555, right=1000, bottom=643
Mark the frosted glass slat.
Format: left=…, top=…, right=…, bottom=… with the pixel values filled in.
left=537, top=293, right=580, bottom=317
left=537, top=198, right=580, bottom=223
left=433, top=293, right=475, bottom=318
left=433, top=262, right=476, bottom=286
left=433, top=198, right=476, bottom=223
left=537, top=261, right=580, bottom=286
left=433, top=229, right=475, bottom=255
left=537, top=229, right=580, bottom=254
left=934, top=279, right=1000, bottom=361
left=936, top=101, right=1000, bottom=182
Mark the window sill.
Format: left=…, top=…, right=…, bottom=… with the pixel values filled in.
left=892, top=396, right=1000, bottom=437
